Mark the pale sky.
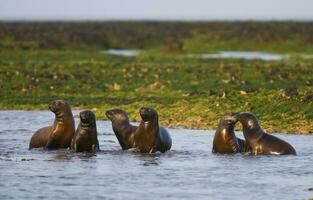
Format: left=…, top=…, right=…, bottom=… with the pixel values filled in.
left=1, top=0, right=313, bottom=21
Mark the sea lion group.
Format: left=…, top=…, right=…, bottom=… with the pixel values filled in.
left=29, top=100, right=99, bottom=153
left=213, top=112, right=296, bottom=155
left=29, top=100, right=172, bottom=154
left=29, top=100, right=296, bottom=155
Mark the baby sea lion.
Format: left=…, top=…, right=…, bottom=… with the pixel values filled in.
left=29, top=100, right=75, bottom=150
left=212, top=114, right=250, bottom=154
left=105, top=108, right=137, bottom=150
left=133, top=107, right=172, bottom=153
left=71, top=110, right=99, bottom=153
left=232, top=112, right=296, bottom=155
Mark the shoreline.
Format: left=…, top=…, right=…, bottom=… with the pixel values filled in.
left=0, top=107, right=311, bottom=134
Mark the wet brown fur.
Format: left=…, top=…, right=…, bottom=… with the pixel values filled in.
left=233, top=112, right=296, bottom=155
left=71, top=110, right=99, bottom=153
left=133, top=107, right=172, bottom=153
left=106, top=108, right=136, bottom=150
left=29, top=100, right=75, bottom=150
left=213, top=115, right=250, bottom=154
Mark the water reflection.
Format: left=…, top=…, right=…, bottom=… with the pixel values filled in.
left=131, top=152, right=161, bottom=166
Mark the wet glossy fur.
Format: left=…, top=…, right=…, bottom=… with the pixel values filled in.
left=106, top=109, right=136, bottom=150
left=71, top=110, right=99, bottom=153
left=133, top=107, right=172, bottom=153
left=29, top=100, right=75, bottom=150
left=234, top=112, right=296, bottom=155
left=213, top=116, right=250, bottom=154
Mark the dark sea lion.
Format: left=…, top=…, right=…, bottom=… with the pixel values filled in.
left=212, top=114, right=250, bottom=154
left=71, top=110, right=99, bottom=153
left=29, top=100, right=75, bottom=150
left=133, top=107, right=172, bottom=153
left=105, top=108, right=137, bottom=150
left=232, top=112, right=296, bottom=155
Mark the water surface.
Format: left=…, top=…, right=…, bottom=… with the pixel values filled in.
left=103, top=49, right=140, bottom=57
left=0, top=111, right=312, bottom=200
left=190, top=51, right=286, bottom=61
left=102, top=49, right=286, bottom=61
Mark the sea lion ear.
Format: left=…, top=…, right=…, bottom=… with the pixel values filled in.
left=248, top=120, right=254, bottom=129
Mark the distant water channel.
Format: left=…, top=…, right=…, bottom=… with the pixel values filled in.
left=102, top=49, right=141, bottom=57
left=189, top=51, right=286, bottom=61
left=103, top=49, right=286, bottom=61
left=0, top=111, right=313, bottom=200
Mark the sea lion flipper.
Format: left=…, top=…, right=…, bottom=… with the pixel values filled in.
left=237, top=138, right=251, bottom=153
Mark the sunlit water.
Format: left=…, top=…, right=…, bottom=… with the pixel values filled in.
left=0, top=111, right=312, bottom=200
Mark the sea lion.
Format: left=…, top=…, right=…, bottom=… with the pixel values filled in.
left=133, top=107, right=172, bottom=153
left=212, top=114, right=250, bottom=154
left=29, top=100, right=75, bottom=150
left=71, top=110, right=99, bottom=153
left=231, top=112, right=296, bottom=155
left=105, top=108, right=137, bottom=150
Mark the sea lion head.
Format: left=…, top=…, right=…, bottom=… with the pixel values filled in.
left=213, top=113, right=240, bottom=153
left=80, top=110, right=96, bottom=126
left=219, top=113, right=238, bottom=128
left=105, top=108, right=129, bottom=122
left=139, top=107, right=158, bottom=123
left=232, top=112, right=260, bottom=132
left=48, top=100, right=70, bottom=114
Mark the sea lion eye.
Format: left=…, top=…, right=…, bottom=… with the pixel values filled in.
left=248, top=120, right=254, bottom=129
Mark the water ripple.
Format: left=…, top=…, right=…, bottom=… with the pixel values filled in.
left=0, top=110, right=312, bottom=200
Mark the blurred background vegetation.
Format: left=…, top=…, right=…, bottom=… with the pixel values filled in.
left=1, top=21, right=313, bottom=53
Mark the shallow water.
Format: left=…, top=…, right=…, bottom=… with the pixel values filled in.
left=102, top=49, right=286, bottom=61
left=0, top=110, right=312, bottom=200
left=103, top=49, right=140, bottom=57
left=190, top=51, right=286, bottom=61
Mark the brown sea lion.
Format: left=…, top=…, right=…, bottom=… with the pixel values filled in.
left=71, top=110, right=99, bottom=153
left=105, top=108, right=136, bottom=150
left=133, top=107, right=172, bottom=153
left=212, top=114, right=250, bottom=154
left=231, top=112, right=296, bottom=155
left=29, top=100, right=75, bottom=150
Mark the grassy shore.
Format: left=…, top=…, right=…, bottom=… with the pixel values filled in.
left=0, top=22, right=312, bottom=134
left=1, top=50, right=312, bottom=134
